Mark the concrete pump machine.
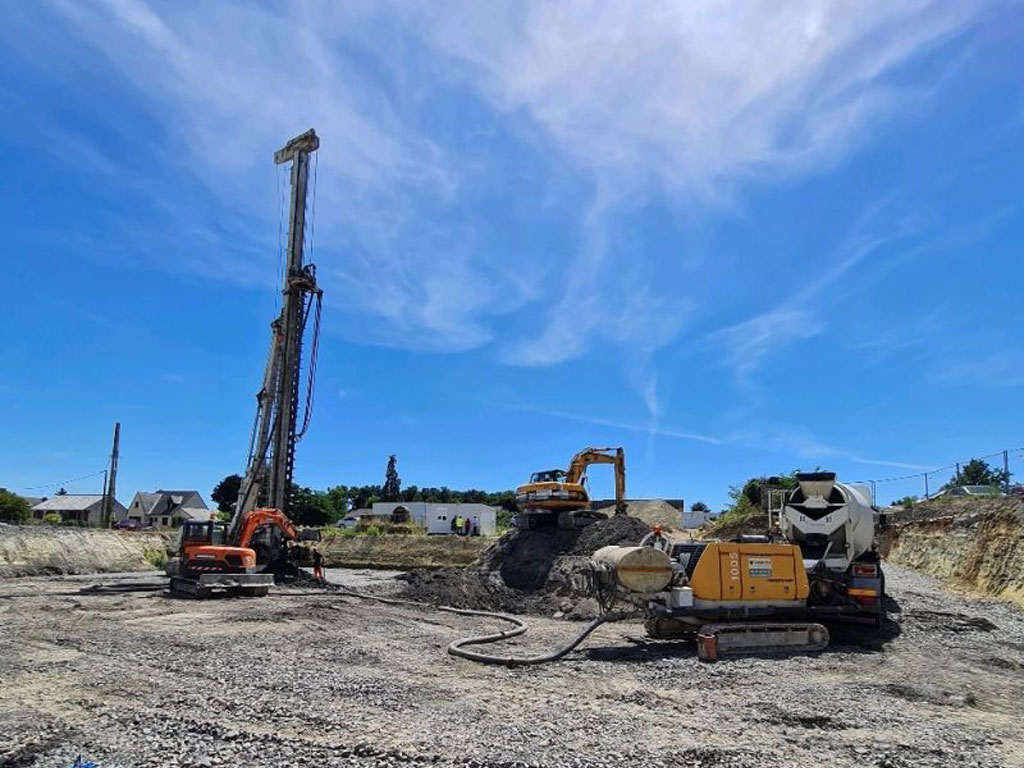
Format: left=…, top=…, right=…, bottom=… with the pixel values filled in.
left=590, top=472, right=884, bottom=657
left=166, top=129, right=323, bottom=598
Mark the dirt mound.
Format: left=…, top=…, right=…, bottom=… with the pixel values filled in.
left=400, top=514, right=651, bottom=616
left=620, top=500, right=682, bottom=529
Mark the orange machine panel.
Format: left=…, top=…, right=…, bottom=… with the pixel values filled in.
left=690, top=542, right=808, bottom=602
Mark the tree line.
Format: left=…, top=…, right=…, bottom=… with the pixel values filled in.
left=211, top=460, right=517, bottom=527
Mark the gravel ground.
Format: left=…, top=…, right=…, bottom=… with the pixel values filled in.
left=1, top=565, right=1022, bottom=768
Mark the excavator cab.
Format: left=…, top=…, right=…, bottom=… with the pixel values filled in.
left=178, top=520, right=228, bottom=547
left=529, top=469, right=567, bottom=484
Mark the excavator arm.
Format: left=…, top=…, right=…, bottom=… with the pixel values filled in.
left=565, top=447, right=627, bottom=515
left=234, top=508, right=301, bottom=550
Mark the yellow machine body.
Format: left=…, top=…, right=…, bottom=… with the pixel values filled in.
left=689, top=542, right=809, bottom=603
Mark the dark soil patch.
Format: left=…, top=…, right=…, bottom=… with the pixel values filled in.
left=399, top=515, right=651, bottom=615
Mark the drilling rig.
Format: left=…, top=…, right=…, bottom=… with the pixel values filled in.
left=166, top=129, right=323, bottom=598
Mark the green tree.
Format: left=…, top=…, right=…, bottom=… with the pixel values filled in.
left=0, top=489, right=30, bottom=523
left=289, top=486, right=332, bottom=526
left=944, top=458, right=1010, bottom=490
left=324, top=486, right=348, bottom=521
left=892, top=496, right=917, bottom=508
left=691, top=501, right=709, bottom=512
left=383, top=455, right=401, bottom=502
left=211, top=474, right=242, bottom=512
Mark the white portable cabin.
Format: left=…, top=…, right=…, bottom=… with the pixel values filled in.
left=370, top=502, right=498, bottom=535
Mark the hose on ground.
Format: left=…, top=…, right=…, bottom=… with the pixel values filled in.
left=445, top=609, right=631, bottom=667
left=323, top=583, right=631, bottom=667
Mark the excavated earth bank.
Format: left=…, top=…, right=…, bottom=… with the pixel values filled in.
left=0, top=525, right=169, bottom=577
left=399, top=514, right=651, bottom=616
left=881, top=496, right=1024, bottom=607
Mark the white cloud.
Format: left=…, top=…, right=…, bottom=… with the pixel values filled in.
left=34, top=0, right=989, bottom=363
left=707, top=309, right=822, bottom=380
left=42, top=0, right=520, bottom=352
left=932, top=350, right=1024, bottom=388
left=415, top=2, right=978, bottom=196
left=406, top=0, right=984, bottom=365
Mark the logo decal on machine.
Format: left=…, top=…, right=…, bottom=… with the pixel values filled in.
left=748, top=557, right=773, bottom=578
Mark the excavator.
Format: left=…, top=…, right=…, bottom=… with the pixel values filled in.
left=165, top=129, right=323, bottom=598
left=515, top=447, right=626, bottom=529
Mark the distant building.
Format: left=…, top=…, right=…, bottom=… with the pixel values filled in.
left=681, top=509, right=710, bottom=529
left=31, top=495, right=127, bottom=526
left=124, top=490, right=210, bottom=528
left=370, top=501, right=498, bottom=535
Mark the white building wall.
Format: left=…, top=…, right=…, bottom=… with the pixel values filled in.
left=371, top=502, right=497, bottom=535
left=681, top=509, right=710, bottom=528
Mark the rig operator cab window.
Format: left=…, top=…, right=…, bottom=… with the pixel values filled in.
left=178, top=521, right=229, bottom=547
left=530, top=470, right=566, bottom=483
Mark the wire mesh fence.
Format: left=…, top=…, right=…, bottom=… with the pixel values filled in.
left=852, top=447, right=1024, bottom=506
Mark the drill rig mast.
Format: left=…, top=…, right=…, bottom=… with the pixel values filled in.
left=230, top=129, right=323, bottom=551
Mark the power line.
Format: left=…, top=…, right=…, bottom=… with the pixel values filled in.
left=863, top=446, right=1024, bottom=487
left=17, top=469, right=106, bottom=493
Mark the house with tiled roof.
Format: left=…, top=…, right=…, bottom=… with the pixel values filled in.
left=31, top=494, right=127, bottom=525
left=123, top=490, right=210, bottom=528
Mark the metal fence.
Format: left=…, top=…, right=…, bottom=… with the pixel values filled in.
left=852, top=447, right=1024, bottom=506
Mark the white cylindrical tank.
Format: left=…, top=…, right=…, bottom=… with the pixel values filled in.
left=593, top=545, right=673, bottom=594
left=780, top=472, right=875, bottom=570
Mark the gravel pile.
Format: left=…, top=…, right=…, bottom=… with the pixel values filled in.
left=400, top=515, right=651, bottom=616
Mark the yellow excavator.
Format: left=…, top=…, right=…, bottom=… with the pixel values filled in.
left=515, top=447, right=626, bottom=529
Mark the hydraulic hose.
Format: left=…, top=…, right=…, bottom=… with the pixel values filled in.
left=445, top=609, right=631, bottom=667
left=323, top=583, right=632, bottom=667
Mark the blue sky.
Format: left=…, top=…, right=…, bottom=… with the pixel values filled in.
left=2, top=1, right=1023, bottom=510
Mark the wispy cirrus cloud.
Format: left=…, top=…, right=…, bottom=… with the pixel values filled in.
left=705, top=201, right=924, bottom=381
left=508, top=404, right=935, bottom=471
left=19, top=0, right=992, bottom=366
left=411, top=0, right=988, bottom=364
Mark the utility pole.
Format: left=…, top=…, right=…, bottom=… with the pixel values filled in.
left=924, top=472, right=930, bottom=500
left=1004, top=450, right=1011, bottom=493
left=104, top=422, right=120, bottom=527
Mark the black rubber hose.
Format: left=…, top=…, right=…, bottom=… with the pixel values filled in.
left=445, top=609, right=631, bottom=667
left=325, top=583, right=631, bottom=667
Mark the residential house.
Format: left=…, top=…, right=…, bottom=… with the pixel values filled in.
left=31, top=495, right=127, bottom=525
left=123, top=490, right=210, bottom=528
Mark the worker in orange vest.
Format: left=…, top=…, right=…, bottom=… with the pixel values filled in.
left=311, top=547, right=324, bottom=582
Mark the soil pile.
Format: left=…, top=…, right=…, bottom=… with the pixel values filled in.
left=400, top=514, right=650, bottom=616
left=619, top=500, right=682, bottom=529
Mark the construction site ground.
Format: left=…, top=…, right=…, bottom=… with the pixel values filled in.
left=2, top=566, right=1023, bottom=768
